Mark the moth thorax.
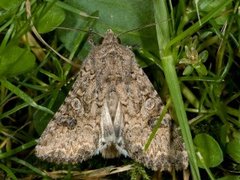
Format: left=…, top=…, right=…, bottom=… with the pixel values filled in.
left=107, top=91, right=119, bottom=120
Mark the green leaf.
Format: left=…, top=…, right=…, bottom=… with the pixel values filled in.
left=198, top=0, right=227, bottom=13
left=226, top=139, right=240, bottom=163
left=183, top=65, right=194, bottom=76
left=199, top=50, right=208, bottom=63
left=194, top=133, right=223, bottom=168
left=59, top=0, right=158, bottom=54
left=219, top=124, right=230, bottom=146
left=35, top=4, right=66, bottom=33
left=194, top=63, right=208, bottom=76
left=0, top=0, right=23, bottom=10
left=0, top=45, right=35, bottom=78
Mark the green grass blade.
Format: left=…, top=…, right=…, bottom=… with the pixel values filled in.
left=166, top=0, right=233, bottom=49
left=161, top=55, right=200, bottom=179
left=0, top=140, right=37, bottom=159
left=153, top=0, right=201, bottom=179
left=0, top=163, right=17, bottom=180
left=11, top=157, right=48, bottom=177
left=0, top=79, right=53, bottom=115
left=144, top=99, right=171, bottom=150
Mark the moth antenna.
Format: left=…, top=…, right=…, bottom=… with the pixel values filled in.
left=117, top=23, right=156, bottom=37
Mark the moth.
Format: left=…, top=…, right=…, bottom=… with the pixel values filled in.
left=35, top=29, right=188, bottom=171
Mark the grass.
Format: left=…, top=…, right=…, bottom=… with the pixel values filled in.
left=0, top=0, right=239, bottom=179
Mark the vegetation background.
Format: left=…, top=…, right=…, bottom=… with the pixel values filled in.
left=0, top=0, right=239, bottom=179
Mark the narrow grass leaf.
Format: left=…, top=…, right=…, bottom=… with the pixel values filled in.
left=144, top=99, right=171, bottom=150
left=153, top=0, right=200, bottom=179
left=0, top=163, right=17, bottom=180
left=0, top=79, right=53, bottom=115
left=11, top=157, right=48, bottom=177
left=0, top=140, right=37, bottom=159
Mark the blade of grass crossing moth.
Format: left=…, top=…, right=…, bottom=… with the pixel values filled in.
left=152, top=0, right=200, bottom=179
left=161, top=56, right=200, bottom=179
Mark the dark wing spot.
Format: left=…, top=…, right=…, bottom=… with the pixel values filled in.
left=57, top=117, right=77, bottom=130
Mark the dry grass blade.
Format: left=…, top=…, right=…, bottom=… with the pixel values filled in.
left=46, top=165, right=133, bottom=179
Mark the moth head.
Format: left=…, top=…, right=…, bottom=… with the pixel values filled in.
left=101, top=29, right=119, bottom=45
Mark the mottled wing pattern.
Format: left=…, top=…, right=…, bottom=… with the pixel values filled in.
left=96, top=32, right=188, bottom=171
left=119, top=63, right=171, bottom=171
left=119, top=55, right=188, bottom=171
left=170, top=124, right=189, bottom=170
left=35, top=48, right=100, bottom=163
left=35, top=29, right=188, bottom=171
